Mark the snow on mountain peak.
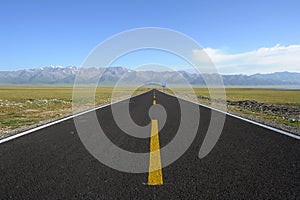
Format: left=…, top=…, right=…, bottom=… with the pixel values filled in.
left=49, top=65, right=63, bottom=69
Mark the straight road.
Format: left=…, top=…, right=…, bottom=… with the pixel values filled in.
left=0, top=90, right=299, bottom=199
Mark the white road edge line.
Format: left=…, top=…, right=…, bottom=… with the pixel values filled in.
left=0, top=91, right=147, bottom=144
left=1, top=89, right=299, bottom=144
left=162, top=91, right=300, bottom=140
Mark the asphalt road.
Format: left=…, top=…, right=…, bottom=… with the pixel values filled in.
left=0, top=90, right=299, bottom=199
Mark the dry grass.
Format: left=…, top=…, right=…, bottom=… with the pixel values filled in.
left=161, top=87, right=300, bottom=130
left=163, top=87, right=300, bottom=105
left=193, top=87, right=300, bottom=106
left=1, top=85, right=299, bottom=136
left=0, top=86, right=150, bottom=134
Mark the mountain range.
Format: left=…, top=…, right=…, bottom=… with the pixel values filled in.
left=0, top=66, right=299, bottom=86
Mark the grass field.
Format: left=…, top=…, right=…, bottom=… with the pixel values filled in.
left=0, top=86, right=150, bottom=135
left=0, top=86, right=299, bottom=137
left=163, top=87, right=300, bottom=106
left=193, top=88, right=300, bottom=106
left=163, top=87, right=300, bottom=130
left=193, top=88, right=300, bottom=129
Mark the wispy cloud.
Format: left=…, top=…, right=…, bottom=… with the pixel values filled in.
left=193, top=44, right=300, bottom=75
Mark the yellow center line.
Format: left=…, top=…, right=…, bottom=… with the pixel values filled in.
left=148, top=119, right=163, bottom=185
left=153, top=99, right=156, bottom=105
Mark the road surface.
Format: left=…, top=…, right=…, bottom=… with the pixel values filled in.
left=0, top=90, right=299, bottom=199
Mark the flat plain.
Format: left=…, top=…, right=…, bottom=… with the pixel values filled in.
left=164, top=87, right=300, bottom=131
left=0, top=86, right=299, bottom=138
left=0, top=86, right=149, bottom=137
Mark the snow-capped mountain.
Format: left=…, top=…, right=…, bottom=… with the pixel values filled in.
left=0, top=66, right=299, bottom=86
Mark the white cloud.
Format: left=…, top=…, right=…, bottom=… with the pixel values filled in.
left=193, top=44, right=300, bottom=74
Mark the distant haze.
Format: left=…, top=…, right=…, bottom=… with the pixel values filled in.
left=0, top=66, right=299, bottom=87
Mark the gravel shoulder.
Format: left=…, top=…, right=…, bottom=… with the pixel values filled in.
left=198, top=95, right=300, bottom=136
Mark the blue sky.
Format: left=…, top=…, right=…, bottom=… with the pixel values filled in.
left=1, top=0, right=300, bottom=74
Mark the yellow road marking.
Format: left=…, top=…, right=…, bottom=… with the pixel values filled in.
left=148, top=119, right=163, bottom=185
left=153, top=99, right=156, bottom=105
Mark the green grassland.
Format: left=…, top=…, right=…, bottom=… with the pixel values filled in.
left=193, top=88, right=300, bottom=106
left=163, top=87, right=300, bottom=129
left=0, top=86, right=150, bottom=134
left=163, top=87, right=300, bottom=105
left=193, top=88, right=300, bottom=129
left=0, top=86, right=299, bottom=136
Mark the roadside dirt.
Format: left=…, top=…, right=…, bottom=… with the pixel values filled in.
left=198, top=95, right=300, bottom=135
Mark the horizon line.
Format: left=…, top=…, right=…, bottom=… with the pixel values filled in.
left=0, top=65, right=299, bottom=76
